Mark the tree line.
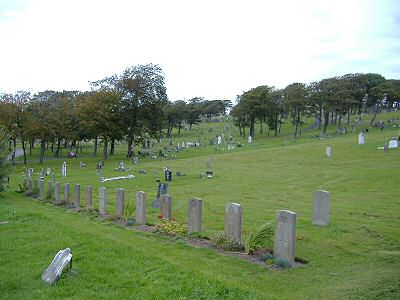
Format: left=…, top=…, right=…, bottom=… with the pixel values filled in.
left=0, top=64, right=231, bottom=164
left=232, top=73, right=400, bottom=138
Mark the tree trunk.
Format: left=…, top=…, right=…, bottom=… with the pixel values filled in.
left=51, top=138, right=54, bottom=152
left=318, top=106, right=322, bottom=129
left=94, top=136, right=98, bottom=156
left=75, top=141, right=79, bottom=154
left=109, top=138, right=115, bottom=156
left=294, top=109, right=300, bottom=138
left=29, top=141, right=32, bottom=156
left=103, top=137, right=108, bottom=160
left=22, top=140, right=27, bottom=164
left=39, top=140, right=45, bottom=164
left=370, top=104, right=379, bottom=126
left=127, top=136, right=133, bottom=157
left=323, top=111, right=329, bottom=134
left=56, top=138, right=61, bottom=157
left=249, top=117, right=255, bottom=138
left=347, top=109, right=351, bottom=126
left=12, top=138, right=16, bottom=164
left=178, top=123, right=181, bottom=135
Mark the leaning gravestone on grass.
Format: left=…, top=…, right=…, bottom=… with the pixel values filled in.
left=116, top=188, right=125, bottom=218
left=224, top=203, right=242, bottom=241
left=151, top=182, right=168, bottom=208
left=312, top=190, right=330, bottom=226
left=136, top=191, right=146, bottom=225
left=160, top=194, right=172, bottom=220
left=86, top=186, right=93, bottom=209
left=274, top=210, right=296, bottom=264
left=188, top=198, right=202, bottom=233
left=99, top=187, right=107, bottom=216
left=42, top=248, right=72, bottom=285
left=389, top=139, right=398, bottom=149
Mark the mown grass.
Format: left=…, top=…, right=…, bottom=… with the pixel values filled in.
left=1, top=112, right=399, bottom=299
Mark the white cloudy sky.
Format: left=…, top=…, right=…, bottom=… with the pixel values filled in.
left=0, top=0, right=399, bottom=100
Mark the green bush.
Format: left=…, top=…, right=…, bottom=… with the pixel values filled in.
left=154, top=219, right=187, bottom=237
left=124, top=196, right=136, bottom=220
left=210, top=232, right=245, bottom=252
left=245, top=222, right=273, bottom=254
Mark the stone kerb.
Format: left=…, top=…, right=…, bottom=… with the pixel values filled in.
left=188, top=198, right=202, bottom=233
left=224, top=203, right=242, bottom=241
left=274, top=210, right=296, bottom=264
left=312, top=190, right=330, bottom=226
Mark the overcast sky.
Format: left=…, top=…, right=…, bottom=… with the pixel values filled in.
left=0, top=0, right=399, bottom=101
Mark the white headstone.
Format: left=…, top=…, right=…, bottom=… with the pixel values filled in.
left=358, top=132, right=365, bottom=145
left=224, top=203, right=242, bottom=241
left=136, top=191, right=146, bottom=225
left=248, top=135, right=252, bottom=144
left=61, top=162, right=67, bottom=178
left=312, top=190, right=330, bottom=226
left=274, top=210, right=296, bottom=264
left=325, top=146, right=331, bottom=158
left=217, top=135, right=222, bottom=145
left=41, top=248, right=72, bottom=285
left=99, top=187, right=107, bottom=216
left=116, top=188, right=124, bottom=218
left=86, top=186, right=93, bottom=209
left=388, top=140, right=398, bottom=149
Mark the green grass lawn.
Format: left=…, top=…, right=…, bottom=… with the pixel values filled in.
left=1, top=113, right=399, bottom=299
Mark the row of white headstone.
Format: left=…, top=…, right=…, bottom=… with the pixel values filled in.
left=35, top=178, right=330, bottom=265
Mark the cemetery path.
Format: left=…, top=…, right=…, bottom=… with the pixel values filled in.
left=7, top=148, right=24, bottom=160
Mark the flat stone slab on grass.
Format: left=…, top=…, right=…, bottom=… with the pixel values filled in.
left=41, top=248, right=72, bottom=285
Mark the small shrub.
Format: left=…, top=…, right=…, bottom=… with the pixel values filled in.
left=45, top=187, right=54, bottom=202
left=246, top=222, right=273, bottom=254
left=32, top=187, right=40, bottom=198
left=124, top=196, right=136, bottom=220
left=210, top=232, right=245, bottom=252
left=154, top=219, right=187, bottom=237
left=274, top=258, right=292, bottom=269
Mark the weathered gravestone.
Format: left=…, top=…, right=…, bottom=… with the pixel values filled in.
left=160, top=194, right=172, bottom=220
left=224, top=203, right=242, bottom=241
left=188, top=198, right=202, bottom=233
left=41, top=248, right=72, bottom=285
left=61, top=162, right=67, bottom=178
left=74, top=184, right=80, bottom=209
left=312, top=190, right=330, bottom=226
left=99, top=187, right=107, bottom=216
left=47, top=181, right=52, bottom=195
left=274, top=210, right=296, bottom=264
left=54, top=182, right=61, bottom=204
left=358, top=132, right=365, bottom=145
left=136, top=191, right=146, bottom=225
left=384, top=143, right=389, bottom=153
left=28, top=179, right=32, bottom=193
left=52, top=172, right=56, bottom=186
left=86, top=186, right=93, bottom=209
left=116, top=188, right=124, bottom=218
left=389, top=139, right=398, bottom=149
left=326, top=145, right=331, bottom=159
left=64, top=183, right=70, bottom=204
left=151, top=183, right=168, bottom=208
left=40, top=179, right=45, bottom=200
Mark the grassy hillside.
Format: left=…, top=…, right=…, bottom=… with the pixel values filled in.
left=1, top=113, right=399, bottom=299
